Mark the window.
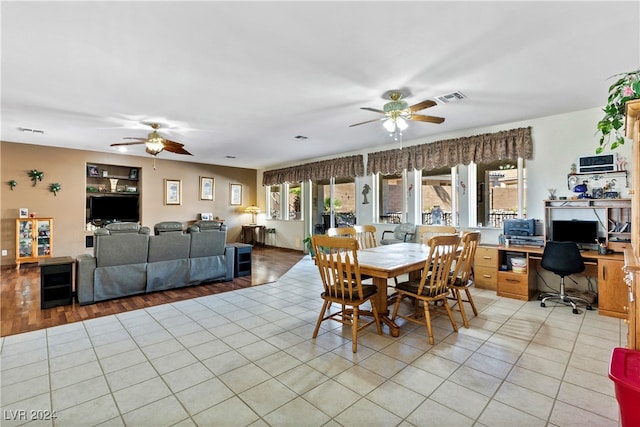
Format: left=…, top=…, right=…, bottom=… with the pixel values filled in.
left=311, top=177, right=356, bottom=231
left=268, top=185, right=281, bottom=220
left=288, top=183, right=302, bottom=220
left=477, top=160, right=526, bottom=228
left=421, top=167, right=456, bottom=226
left=378, top=173, right=404, bottom=224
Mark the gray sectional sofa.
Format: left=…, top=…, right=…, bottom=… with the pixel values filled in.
left=76, top=221, right=235, bottom=305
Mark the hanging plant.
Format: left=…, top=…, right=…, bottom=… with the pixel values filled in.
left=28, top=169, right=44, bottom=186
left=8, top=180, right=17, bottom=190
left=49, top=183, right=61, bottom=196
left=596, top=69, right=640, bottom=154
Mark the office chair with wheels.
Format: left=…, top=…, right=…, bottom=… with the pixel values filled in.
left=539, top=241, right=593, bottom=314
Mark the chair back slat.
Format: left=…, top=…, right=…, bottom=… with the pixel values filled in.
left=312, top=235, right=363, bottom=301
left=415, top=225, right=458, bottom=244
left=450, top=231, right=481, bottom=286
left=327, top=227, right=356, bottom=238
left=417, top=234, right=461, bottom=296
left=354, top=225, right=377, bottom=249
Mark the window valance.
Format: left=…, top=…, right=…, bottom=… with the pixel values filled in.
left=367, top=127, right=532, bottom=174
left=262, top=155, right=364, bottom=186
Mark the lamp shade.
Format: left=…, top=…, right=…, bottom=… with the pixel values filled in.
left=244, top=205, right=261, bottom=224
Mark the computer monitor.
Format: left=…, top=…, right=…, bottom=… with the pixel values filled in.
left=550, top=220, right=599, bottom=249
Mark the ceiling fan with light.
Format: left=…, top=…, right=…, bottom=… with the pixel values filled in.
left=349, top=90, right=445, bottom=137
left=110, top=123, right=193, bottom=156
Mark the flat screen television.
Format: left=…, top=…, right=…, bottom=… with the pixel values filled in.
left=551, top=220, right=599, bottom=248
left=88, top=195, right=139, bottom=223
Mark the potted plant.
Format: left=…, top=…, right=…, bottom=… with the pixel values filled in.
left=303, top=235, right=315, bottom=258
left=596, top=69, right=640, bottom=154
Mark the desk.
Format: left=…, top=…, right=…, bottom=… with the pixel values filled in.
left=479, top=244, right=626, bottom=318
left=242, top=225, right=265, bottom=245
left=356, top=243, right=442, bottom=336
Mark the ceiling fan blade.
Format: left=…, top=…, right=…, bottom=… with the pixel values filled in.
left=110, top=141, right=147, bottom=147
left=163, top=140, right=193, bottom=155
left=360, top=107, right=386, bottom=114
left=409, top=114, right=445, bottom=124
left=349, top=118, right=384, bottom=127
left=122, top=137, right=148, bottom=141
left=409, top=99, right=437, bottom=112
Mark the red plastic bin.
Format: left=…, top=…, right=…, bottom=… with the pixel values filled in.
left=609, top=347, right=640, bottom=427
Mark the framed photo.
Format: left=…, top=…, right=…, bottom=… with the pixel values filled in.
left=164, top=179, right=182, bottom=205
left=19, top=208, right=28, bottom=218
left=200, top=176, right=214, bottom=200
left=87, top=164, right=100, bottom=177
left=129, top=168, right=138, bottom=180
left=230, top=183, right=242, bottom=206
left=200, top=212, right=213, bottom=221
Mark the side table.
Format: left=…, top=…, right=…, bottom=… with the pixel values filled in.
left=242, top=225, right=265, bottom=245
left=227, top=243, right=252, bottom=277
left=39, top=256, right=74, bottom=309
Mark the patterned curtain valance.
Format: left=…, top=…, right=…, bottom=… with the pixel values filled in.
left=367, top=127, right=533, bottom=174
left=262, top=155, right=364, bottom=186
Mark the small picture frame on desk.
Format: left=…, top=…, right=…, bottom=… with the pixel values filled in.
left=129, top=168, right=138, bottom=180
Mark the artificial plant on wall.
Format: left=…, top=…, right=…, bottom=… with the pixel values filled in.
left=49, top=183, right=61, bottom=196
left=28, top=169, right=44, bottom=186
left=8, top=180, right=17, bottom=190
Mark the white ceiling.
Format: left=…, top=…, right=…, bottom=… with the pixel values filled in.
left=2, top=1, right=639, bottom=170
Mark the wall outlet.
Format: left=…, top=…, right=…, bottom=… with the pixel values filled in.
left=1, top=249, right=7, bottom=256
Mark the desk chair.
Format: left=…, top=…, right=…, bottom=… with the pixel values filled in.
left=311, top=235, right=382, bottom=352
left=539, top=241, right=593, bottom=314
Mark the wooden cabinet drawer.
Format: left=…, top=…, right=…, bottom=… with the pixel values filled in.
left=474, top=265, right=497, bottom=290
left=475, top=247, right=498, bottom=268
left=497, top=271, right=532, bottom=301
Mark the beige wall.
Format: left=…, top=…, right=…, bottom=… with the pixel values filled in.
left=1, top=141, right=257, bottom=267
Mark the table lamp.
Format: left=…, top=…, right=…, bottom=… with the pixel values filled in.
left=244, top=205, right=261, bottom=225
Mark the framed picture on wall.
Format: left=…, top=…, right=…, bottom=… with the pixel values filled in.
left=230, top=183, right=242, bottom=206
left=87, top=164, right=100, bottom=177
left=164, top=179, right=182, bottom=205
left=200, top=176, right=214, bottom=200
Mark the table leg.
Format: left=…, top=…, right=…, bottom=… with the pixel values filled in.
left=372, top=276, right=400, bottom=337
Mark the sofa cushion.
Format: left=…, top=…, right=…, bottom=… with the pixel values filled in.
left=105, top=222, right=149, bottom=234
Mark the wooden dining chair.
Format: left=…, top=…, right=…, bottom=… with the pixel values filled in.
left=415, top=225, right=458, bottom=244
left=354, top=225, right=377, bottom=249
left=448, top=231, right=481, bottom=328
left=391, top=233, right=461, bottom=345
left=327, top=226, right=356, bottom=238
left=311, top=235, right=382, bottom=352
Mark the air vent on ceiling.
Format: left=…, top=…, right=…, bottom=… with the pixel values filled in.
left=435, top=91, right=466, bottom=104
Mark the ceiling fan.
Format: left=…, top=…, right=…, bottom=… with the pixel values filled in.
left=110, top=123, right=193, bottom=156
left=349, top=90, right=445, bottom=132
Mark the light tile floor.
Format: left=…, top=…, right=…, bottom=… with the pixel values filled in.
left=1, top=257, right=624, bottom=426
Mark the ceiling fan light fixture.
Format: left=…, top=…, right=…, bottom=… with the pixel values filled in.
left=383, top=118, right=396, bottom=132
left=396, top=117, right=408, bottom=131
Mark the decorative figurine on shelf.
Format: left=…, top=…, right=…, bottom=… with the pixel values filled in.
left=570, top=163, right=577, bottom=174
left=617, top=156, right=627, bottom=171
left=547, top=188, right=557, bottom=200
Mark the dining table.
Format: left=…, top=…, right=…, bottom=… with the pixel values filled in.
left=356, top=242, right=437, bottom=337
